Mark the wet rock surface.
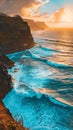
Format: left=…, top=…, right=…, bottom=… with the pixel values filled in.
left=0, top=54, right=28, bottom=130
left=0, top=54, right=14, bottom=68
left=0, top=102, right=28, bottom=130
left=0, top=55, right=13, bottom=100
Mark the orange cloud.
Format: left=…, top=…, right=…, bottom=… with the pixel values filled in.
left=46, top=5, right=73, bottom=28
left=0, top=0, right=37, bottom=15
left=0, top=0, right=73, bottom=28
left=54, top=8, right=64, bottom=23
left=34, top=0, right=49, bottom=14
left=53, top=5, right=73, bottom=23
left=21, top=0, right=49, bottom=21
left=60, top=5, right=73, bottom=23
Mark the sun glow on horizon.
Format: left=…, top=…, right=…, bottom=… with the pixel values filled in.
left=0, top=0, right=73, bottom=28
left=60, top=6, right=73, bottom=23
left=46, top=5, right=73, bottom=28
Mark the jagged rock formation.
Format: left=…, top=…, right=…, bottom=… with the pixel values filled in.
left=0, top=54, right=28, bottom=130
left=0, top=63, right=11, bottom=100
left=0, top=14, right=34, bottom=54
left=0, top=102, right=28, bottom=130
left=0, top=55, right=14, bottom=100
left=0, top=54, right=14, bottom=68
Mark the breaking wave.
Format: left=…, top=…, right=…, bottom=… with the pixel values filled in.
left=3, top=30, right=73, bottom=130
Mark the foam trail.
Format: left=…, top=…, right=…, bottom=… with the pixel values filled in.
left=5, top=30, right=73, bottom=130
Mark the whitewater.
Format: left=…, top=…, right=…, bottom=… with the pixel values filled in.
left=3, top=29, right=73, bottom=130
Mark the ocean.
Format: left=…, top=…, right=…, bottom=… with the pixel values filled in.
left=3, top=29, right=73, bottom=130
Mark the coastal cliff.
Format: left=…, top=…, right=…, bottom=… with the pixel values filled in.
left=0, top=55, right=28, bottom=130
left=0, top=13, right=34, bottom=129
left=0, top=13, right=34, bottom=54
left=26, top=19, right=49, bottom=30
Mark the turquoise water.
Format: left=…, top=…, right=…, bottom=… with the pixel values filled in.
left=3, top=30, right=73, bottom=130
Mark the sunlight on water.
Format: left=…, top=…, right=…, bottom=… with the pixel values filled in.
left=3, top=29, right=73, bottom=130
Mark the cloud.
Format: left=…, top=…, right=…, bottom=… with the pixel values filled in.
left=54, top=8, right=64, bottom=23
left=0, top=0, right=50, bottom=24
left=0, top=0, right=36, bottom=15
left=52, top=5, right=73, bottom=24
left=0, top=0, right=50, bottom=22
left=1, top=0, right=72, bottom=28
left=33, top=0, right=49, bottom=14
left=53, top=5, right=73, bottom=23
left=46, top=4, right=73, bottom=28
left=0, top=0, right=49, bottom=15
left=60, top=5, right=73, bottom=22
left=21, top=0, right=50, bottom=21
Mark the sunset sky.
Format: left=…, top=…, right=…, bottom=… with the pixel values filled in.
left=0, top=0, right=73, bottom=28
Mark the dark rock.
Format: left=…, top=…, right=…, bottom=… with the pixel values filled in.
left=0, top=14, right=34, bottom=54
left=0, top=54, right=14, bottom=68
left=0, top=102, right=28, bottom=130
left=0, top=55, right=28, bottom=129
left=0, top=62, right=12, bottom=100
left=0, top=54, right=14, bottom=99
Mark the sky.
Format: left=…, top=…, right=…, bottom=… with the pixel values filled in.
left=0, top=0, right=73, bottom=28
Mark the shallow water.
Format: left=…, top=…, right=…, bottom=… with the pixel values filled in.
left=3, top=29, right=73, bottom=130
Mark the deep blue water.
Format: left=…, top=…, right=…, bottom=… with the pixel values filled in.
left=3, top=30, right=73, bottom=130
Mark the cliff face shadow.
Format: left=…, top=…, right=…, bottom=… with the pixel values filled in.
left=0, top=14, right=34, bottom=54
